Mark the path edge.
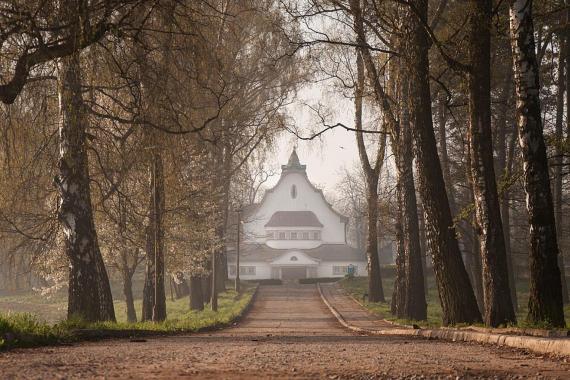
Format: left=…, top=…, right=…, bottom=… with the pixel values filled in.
left=317, top=283, right=570, bottom=358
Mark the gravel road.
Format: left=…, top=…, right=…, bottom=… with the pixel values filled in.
left=0, top=284, right=568, bottom=379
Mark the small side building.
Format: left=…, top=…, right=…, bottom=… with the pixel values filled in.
left=227, top=149, right=368, bottom=280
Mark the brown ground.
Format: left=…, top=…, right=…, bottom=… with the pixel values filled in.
left=1, top=284, right=568, bottom=379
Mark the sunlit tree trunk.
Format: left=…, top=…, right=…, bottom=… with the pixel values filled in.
left=56, top=51, right=115, bottom=322
left=468, top=0, right=516, bottom=326
left=509, top=0, right=565, bottom=326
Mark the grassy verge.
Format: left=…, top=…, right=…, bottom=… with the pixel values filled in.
left=339, top=275, right=570, bottom=329
left=0, top=285, right=255, bottom=351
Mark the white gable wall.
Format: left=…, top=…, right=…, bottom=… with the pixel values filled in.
left=244, top=171, right=346, bottom=247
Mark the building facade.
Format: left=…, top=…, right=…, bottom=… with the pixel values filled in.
left=227, top=149, right=368, bottom=280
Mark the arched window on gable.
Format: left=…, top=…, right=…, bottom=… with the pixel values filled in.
left=290, top=256, right=298, bottom=261
left=291, top=184, right=297, bottom=199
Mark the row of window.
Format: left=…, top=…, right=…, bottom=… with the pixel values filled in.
left=267, top=231, right=321, bottom=241
left=229, top=265, right=256, bottom=276
left=332, top=265, right=358, bottom=276
left=229, top=265, right=357, bottom=276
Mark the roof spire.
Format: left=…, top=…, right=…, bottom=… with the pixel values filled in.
left=282, top=147, right=306, bottom=172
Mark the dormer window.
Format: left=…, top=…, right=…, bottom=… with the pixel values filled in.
left=291, top=184, right=297, bottom=199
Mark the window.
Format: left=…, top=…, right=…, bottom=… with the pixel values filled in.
left=333, top=265, right=357, bottom=276
left=291, top=184, right=297, bottom=199
left=313, top=231, right=321, bottom=240
left=240, top=266, right=256, bottom=275
left=290, top=256, right=298, bottom=261
left=290, top=232, right=297, bottom=240
left=267, top=231, right=274, bottom=240
left=333, top=266, right=348, bottom=275
left=302, top=232, right=309, bottom=240
left=229, top=265, right=236, bottom=276
left=279, top=231, right=286, bottom=240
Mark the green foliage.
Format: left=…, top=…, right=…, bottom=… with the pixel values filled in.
left=0, top=313, right=71, bottom=350
left=0, top=286, right=254, bottom=351
left=339, top=275, right=570, bottom=329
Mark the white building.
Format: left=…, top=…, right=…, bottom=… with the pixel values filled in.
left=227, top=149, right=367, bottom=280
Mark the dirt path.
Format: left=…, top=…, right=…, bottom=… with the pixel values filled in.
left=1, top=284, right=568, bottom=379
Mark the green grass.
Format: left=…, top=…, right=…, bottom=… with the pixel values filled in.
left=340, top=274, right=570, bottom=329
left=0, top=285, right=255, bottom=350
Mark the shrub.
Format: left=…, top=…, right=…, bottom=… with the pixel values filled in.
left=253, top=279, right=282, bottom=285
left=298, top=277, right=340, bottom=284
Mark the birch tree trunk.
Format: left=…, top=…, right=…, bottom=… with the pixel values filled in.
left=468, top=0, right=516, bottom=326
left=405, top=0, right=482, bottom=325
left=509, top=0, right=565, bottom=326
left=400, top=103, right=427, bottom=321
left=57, top=51, right=115, bottom=322
left=393, top=71, right=426, bottom=320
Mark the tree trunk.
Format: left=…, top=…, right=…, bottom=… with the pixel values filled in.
left=400, top=106, right=427, bottom=321
left=354, top=51, right=385, bottom=303
left=141, top=151, right=167, bottom=322
left=509, top=0, right=565, bottom=327
left=392, top=185, right=406, bottom=316
left=172, top=272, right=190, bottom=299
left=468, top=0, right=516, bottom=326
left=122, top=269, right=137, bottom=323
left=56, top=51, right=115, bottom=322
left=554, top=36, right=569, bottom=304
left=211, top=250, right=218, bottom=311
left=189, top=275, right=204, bottom=311
left=418, top=204, right=429, bottom=292
left=406, top=0, right=482, bottom=325
left=466, top=215, right=485, bottom=313
left=436, top=95, right=457, bottom=215
left=202, top=273, right=212, bottom=305
left=496, top=64, right=518, bottom=312
left=392, top=72, right=426, bottom=320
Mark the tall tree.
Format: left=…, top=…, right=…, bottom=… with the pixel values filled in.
left=508, top=0, right=565, bottom=326
left=403, top=0, right=482, bottom=324
left=354, top=51, right=387, bottom=303
left=554, top=34, right=569, bottom=304
left=57, top=49, right=116, bottom=322
left=467, top=0, right=516, bottom=326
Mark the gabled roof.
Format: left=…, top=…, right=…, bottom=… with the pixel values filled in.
left=265, top=211, right=323, bottom=228
left=254, top=149, right=348, bottom=224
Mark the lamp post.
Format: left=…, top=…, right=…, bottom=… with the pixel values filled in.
left=235, top=209, right=241, bottom=293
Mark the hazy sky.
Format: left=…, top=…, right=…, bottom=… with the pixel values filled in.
left=265, top=84, right=360, bottom=193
